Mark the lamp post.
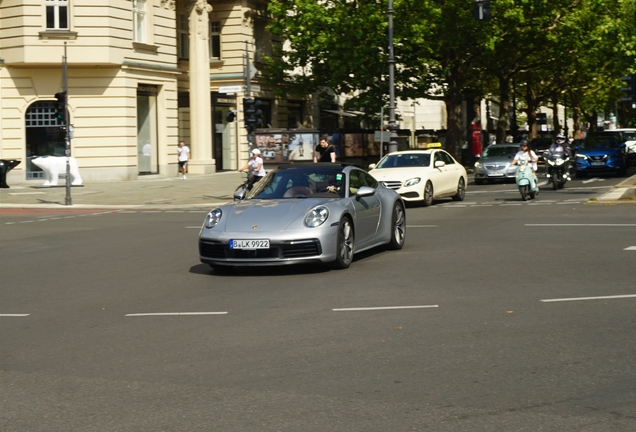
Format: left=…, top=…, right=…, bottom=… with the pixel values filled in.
left=387, top=0, right=398, bottom=153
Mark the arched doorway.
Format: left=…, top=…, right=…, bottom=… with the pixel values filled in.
left=25, top=101, right=66, bottom=179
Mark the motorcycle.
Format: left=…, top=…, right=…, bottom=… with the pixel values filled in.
left=544, top=150, right=571, bottom=190
left=515, top=158, right=539, bottom=201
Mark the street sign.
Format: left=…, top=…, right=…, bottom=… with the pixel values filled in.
left=219, top=85, right=242, bottom=94
left=374, top=131, right=391, bottom=143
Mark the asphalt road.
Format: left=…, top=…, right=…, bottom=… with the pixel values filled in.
left=1, top=177, right=635, bottom=431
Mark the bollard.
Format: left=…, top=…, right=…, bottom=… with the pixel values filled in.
left=0, top=159, right=21, bottom=188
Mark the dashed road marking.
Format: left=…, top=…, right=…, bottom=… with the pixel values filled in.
left=541, top=294, right=636, bottom=303
left=0, top=314, right=30, bottom=317
left=126, top=312, right=228, bottom=317
left=333, top=305, right=439, bottom=312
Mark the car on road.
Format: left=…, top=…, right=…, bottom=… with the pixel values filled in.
left=367, top=149, right=467, bottom=206
left=199, top=163, right=406, bottom=270
left=613, top=128, right=636, bottom=165
left=573, top=134, right=628, bottom=177
left=473, top=143, right=521, bottom=184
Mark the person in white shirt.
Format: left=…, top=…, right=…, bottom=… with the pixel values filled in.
left=177, top=141, right=190, bottom=179
left=511, top=140, right=538, bottom=188
left=238, top=148, right=266, bottom=189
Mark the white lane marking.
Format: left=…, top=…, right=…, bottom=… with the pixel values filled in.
left=625, top=246, right=636, bottom=250
left=557, top=201, right=581, bottom=205
left=119, top=211, right=137, bottom=213
left=19, top=220, right=34, bottom=223
left=407, top=225, right=437, bottom=228
left=541, top=294, right=636, bottom=303
left=582, top=178, right=605, bottom=184
left=526, top=224, right=636, bottom=227
left=528, top=202, right=552, bottom=205
left=0, top=314, right=30, bottom=317
left=501, top=204, right=522, bottom=206
left=7, top=192, right=45, bottom=195
left=141, top=211, right=161, bottom=213
left=537, top=180, right=549, bottom=186
left=186, top=226, right=201, bottom=229
left=333, top=305, right=439, bottom=312
left=166, top=211, right=185, bottom=213
left=5, top=222, right=16, bottom=225
left=125, top=312, right=228, bottom=316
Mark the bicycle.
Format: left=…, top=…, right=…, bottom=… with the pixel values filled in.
left=234, top=170, right=252, bottom=199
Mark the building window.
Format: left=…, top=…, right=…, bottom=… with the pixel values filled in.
left=133, top=0, right=146, bottom=43
left=210, top=21, right=221, bottom=60
left=178, top=14, right=189, bottom=59
left=46, top=0, right=69, bottom=30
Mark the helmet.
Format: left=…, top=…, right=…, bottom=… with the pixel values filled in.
left=520, top=139, right=528, bottom=146
left=556, top=133, right=565, bottom=142
left=251, top=148, right=261, bottom=155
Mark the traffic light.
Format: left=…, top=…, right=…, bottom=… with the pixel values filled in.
left=473, top=0, right=491, bottom=21
left=54, top=91, right=67, bottom=123
left=620, top=75, right=636, bottom=104
left=243, top=98, right=263, bottom=132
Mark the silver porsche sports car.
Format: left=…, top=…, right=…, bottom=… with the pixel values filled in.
left=199, top=163, right=406, bottom=269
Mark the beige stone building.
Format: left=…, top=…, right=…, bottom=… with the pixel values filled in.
left=0, top=0, right=307, bottom=185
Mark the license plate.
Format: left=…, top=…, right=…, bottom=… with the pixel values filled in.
left=487, top=172, right=504, bottom=177
left=230, top=239, right=270, bottom=250
left=591, top=161, right=605, bottom=166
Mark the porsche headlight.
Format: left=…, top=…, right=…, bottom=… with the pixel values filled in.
left=404, top=177, right=421, bottom=187
left=304, top=206, right=329, bottom=228
left=203, top=208, right=222, bottom=229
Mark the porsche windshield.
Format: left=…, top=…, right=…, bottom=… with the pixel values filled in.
left=246, top=166, right=346, bottom=199
left=376, top=153, right=430, bottom=168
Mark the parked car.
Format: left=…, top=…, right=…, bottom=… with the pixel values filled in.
left=573, top=134, right=628, bottom=177
left=368, top=149, right=467, bottom=206
left=473, top=143, right=521, bottom=184
left=199, top=163, right=406, bottom=270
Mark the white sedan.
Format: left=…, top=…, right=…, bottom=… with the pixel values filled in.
left=368, top=149, right=467, bottom=206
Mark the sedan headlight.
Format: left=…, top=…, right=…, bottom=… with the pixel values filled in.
left=304, top=206, right=329, bottom=228
left=474, top=161, right=482, bottom=168
left=404, top=177, right=421, bottom=187
left=575, top=153, right=588, bottom=160
left=203, top=208, right=222, bottom=229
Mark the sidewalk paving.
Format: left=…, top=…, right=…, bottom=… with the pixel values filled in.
left=1, top=171, right=635, bottom=209
left=0, top=171, right=245, bottom=210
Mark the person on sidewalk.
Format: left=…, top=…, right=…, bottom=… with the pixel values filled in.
left=238, top=148, right=266, bottom=189
left=177, top=141, right=190, bottom=179
left=314, top=135, right=336, bottom=163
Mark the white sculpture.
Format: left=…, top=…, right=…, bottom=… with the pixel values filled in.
left=31, top=156, right=83, bottom=186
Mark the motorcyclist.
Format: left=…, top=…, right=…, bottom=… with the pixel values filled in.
left=511, top=139, right=539, bottom=190
left=547, top=133, right=572, bottom=180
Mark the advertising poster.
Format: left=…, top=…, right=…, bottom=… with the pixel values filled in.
left=344, top=133, right=364, bottom=157
left=254, top=133, right=286, bottom=163
left=287, top=133, right=317, bottom=161
left=366, top=133, right=380, bottom=156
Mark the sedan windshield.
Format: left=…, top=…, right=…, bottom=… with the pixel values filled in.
left=376, top=153, right=430, bottom=168
left=247, top=166, right=346, bottom=199
left=482, top=146, right=518, bottom=158
left=580, top=136, right=620, bottom=150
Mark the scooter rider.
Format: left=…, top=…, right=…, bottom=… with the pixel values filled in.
left=511, top=140, right=539, bottom=190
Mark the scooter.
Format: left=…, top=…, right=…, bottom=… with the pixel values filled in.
left=515, top=158, right=539, bottom=201
left=544, top=150, right=571, bottom=190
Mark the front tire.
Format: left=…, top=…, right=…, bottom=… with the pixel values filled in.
left=332, top=217, right=354, bottom=269
left=387, top=202, right=406, bottom=250
left=422, top=181, right=434, bottom=207
left=520, top=185, right=529, bottom=201
left=452, top=177, right=466, bottom=201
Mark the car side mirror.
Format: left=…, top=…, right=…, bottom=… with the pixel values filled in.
left=434, top=160, right=446, bottom=168
left=233, top=189, right=247, bottom=200
left=356, top=186, right=376, bottom=198
left=368, top=163, right=376, bottom=170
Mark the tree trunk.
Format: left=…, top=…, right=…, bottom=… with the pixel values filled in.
left=444, top=91, right=463, bottom=161
left=552, top=96, right=561, bottom=133
left=572, top=107, right=582, bottom=139
left=496, top=75, right=510, bottom=144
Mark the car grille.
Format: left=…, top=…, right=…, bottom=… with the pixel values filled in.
left=484, top=164, right=505, bottom=170
left=381, top=181, right=402, bottom=190
left=199, top=239, right=321, bottom=260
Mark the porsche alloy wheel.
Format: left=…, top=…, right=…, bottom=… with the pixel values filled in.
left=422, top=181, right=434, bottom=207
left=452, top=177, right=466, bottom=201
left=387, top=202, right=406, bottom=250
left=333, top=217, right=354, bottom=269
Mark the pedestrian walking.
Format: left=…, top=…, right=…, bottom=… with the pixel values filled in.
left=177, top=141, right=190, bottom=179
left=314, top=135, right=336, bottom=163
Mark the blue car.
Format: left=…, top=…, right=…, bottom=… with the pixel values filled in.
left=574, top=134, right=628, bottom=177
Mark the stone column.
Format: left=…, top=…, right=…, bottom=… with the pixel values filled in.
left=186, top=0, right=215, bottom=173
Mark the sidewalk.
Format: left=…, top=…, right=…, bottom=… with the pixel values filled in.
left=0, top=171, right=245, bottom=210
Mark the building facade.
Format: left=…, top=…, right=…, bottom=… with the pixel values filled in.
left=0, top=0, right=310, bottom=185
